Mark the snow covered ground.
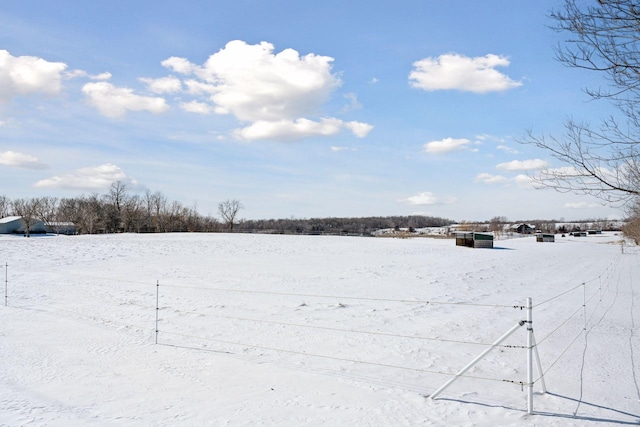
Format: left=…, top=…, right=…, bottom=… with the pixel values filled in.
left=0, top=232, right=638, bottom=426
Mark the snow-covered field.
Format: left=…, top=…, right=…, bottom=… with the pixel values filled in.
left=0, top=232, right=638, bottom=426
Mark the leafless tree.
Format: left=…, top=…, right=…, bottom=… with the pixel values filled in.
left=102, top=181, right=128, bottom=232
left=489, top=216, right=508, bottom=238
left=524, top=0, right=640, bottom=205
left=34, top=196, right=59, bottom=233
left=146, top=190, right=168, bottom=232
left=0, top=195, right=10, bottom=218
left=122, top=195, right=144, bottom=233
left=11, top=198, right=39, bottom=237
left=622, top=198, right=640, bottom=244
left=218, top=199, right=243, bottom=231
left=77, top=194, right=103, bottom=234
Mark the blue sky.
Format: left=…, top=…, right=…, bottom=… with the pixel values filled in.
left=0, top=1, right=626, bottom=221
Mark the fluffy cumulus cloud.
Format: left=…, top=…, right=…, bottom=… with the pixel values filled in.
left=161, top=40, right=372, bottom=140
left=404, top=191, right=457, bottom=206
left=409, top=53, right=522, bottom=93
left=423, top=137, right=470, bottom=154
left=179, top=100, right=212, bottom=114
left=406, top=192, right=439, bottom=205
left=475, top=173, right=507, bottom=184
left=34, top=163, right=136, bottom=190
left=0, top=50, right=67, bottom=102
left=513, top=174, right=541, bottom=189
left=235, top=118, right=342, bottom=141
left=0, top=150, right=48, bottom=169
left=82, top=82, right=169, bottom=118
left=497, top=159, right=548, bottom=171
left=140, top=76, right=182, bottom=94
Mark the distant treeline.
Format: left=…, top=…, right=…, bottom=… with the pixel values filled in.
left=0, top=184, right=453, bottom=236
left=234, top=215, right=453, bottom=236
left=1, top=184, right=624, bottom=238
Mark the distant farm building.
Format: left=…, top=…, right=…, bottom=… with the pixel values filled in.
left=0, top=216, right=46, bottom=235
left=455, top=232, right=494, bottom=249
left=0, top=216, right=75, bottom=235
left=536, top=233, right=555, bottom=242
left=512, top=223, right=536, bottom=234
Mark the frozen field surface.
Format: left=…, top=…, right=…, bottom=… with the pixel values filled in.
left=1, top=232, right=639, bottom=426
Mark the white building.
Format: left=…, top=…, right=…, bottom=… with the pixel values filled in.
left=0, top=216, right=47, bottom=234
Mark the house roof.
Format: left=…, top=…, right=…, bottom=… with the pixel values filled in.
left=0, top=216, right=23, bottom=224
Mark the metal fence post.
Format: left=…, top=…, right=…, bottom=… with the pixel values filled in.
left=4, top=263, right=7, bottom=307
left=155, top=280, right=159, bottom=344
left=527, top=297, right=533, bottom=415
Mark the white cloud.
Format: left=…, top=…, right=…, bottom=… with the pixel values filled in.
left=158, top=40, right=372, bottom=141
left=91, top=72, right=112, bottom=81
left=406, top=192, right=439, bottom=205
left=161, top=56, right=196, bottom=75
left=475, top=173, right=507, bottom=184
left=564, top=202, right=600, bottom=209
left=179, top=100, right=211, bottom=114
left=342, top=92, right=362, bottom=112
left=0, top=150, right=48, bottom=169
left=200, top=40, right=341, bottom=122
left=70, top=71, right=112, bottom=81
left=82, top=81, right=169, bottom=118
left=404, top=192, right=457, bottom=206
left=409, top=53, right=522, bottom=93
left=234, top=117, right=372, bottom=141
left=344, top=121, right=373, bottom=138
left=497, top=159, right=548, bottom=171
left=423, top=137, right=470, bottom=154
left=183, top=79, right=217, bottom=96
left=140, top=76, right=182, bottom=94
left=513, top=174, right=541, bottom=189
left=34, top=163, right=136, bottom=190
left=0, top=49, right=67, bottom=102
left=496, top=144, right=519, bottom=154
left=331, top=146, right=356, bottom=152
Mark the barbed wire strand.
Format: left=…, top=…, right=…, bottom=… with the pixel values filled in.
left=536, top=304, right=585, bottom=346
left=535, top=329, right=585, bottom=383
left=158, top=328, right=522, bottom=386
left=34, top=268, right=523, bottom=309
left=11, top=301, right=153, bottom=334
left=164, top=307, right=527, bottom=349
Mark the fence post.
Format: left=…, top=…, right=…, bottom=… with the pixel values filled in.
left=582, top=282, right=587, bottom=332
left=155, top=280, right=159, bottom=344
left=526, top=297, right=533, bottom=415
left=4, top=263, right=7, bottom=307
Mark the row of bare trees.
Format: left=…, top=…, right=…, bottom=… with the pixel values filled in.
left=0, top=183, right=234, bottom=235
left=235, top=215, right=453, bottom=236
left=1, top=186, right=457, bottom=237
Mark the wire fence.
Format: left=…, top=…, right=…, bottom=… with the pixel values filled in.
left=0, top=252, right=628, bottom=412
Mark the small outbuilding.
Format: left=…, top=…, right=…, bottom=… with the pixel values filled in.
left=455, top=232, right=494, bottom=249
left=536, top=233, right=555, bottom=242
